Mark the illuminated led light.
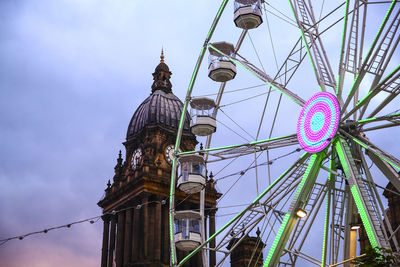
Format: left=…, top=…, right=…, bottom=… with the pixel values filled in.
left=351, top=224, right=361, bottom=230
left=350, top=185, right=379, bottom=248
left=297, top=92, right=340, bottom=153
left=264, top=154, right=319, bottom=266
left=296, top=208, right=307, bottom=218
left=264, top=214, right=291, bottom=266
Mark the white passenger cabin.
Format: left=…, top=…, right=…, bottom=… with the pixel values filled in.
left=208, top=42, right=237, bottom=82
left=177, top=154, right=206, bottom=194
left=174, top=211, right=202, bottom=251
left=234, top=0, right=263, bottom=29
left=190, top=97, right=217, bottom=136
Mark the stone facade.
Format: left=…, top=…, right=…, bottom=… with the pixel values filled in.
left=97, top=53, right=220, bottom=267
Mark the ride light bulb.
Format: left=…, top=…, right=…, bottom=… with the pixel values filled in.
left=296, top=208, right=307, bottom=218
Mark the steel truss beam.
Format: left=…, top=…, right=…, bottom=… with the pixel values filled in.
left=179, top=134, right=298, bottom=162
left=264, top=152, right=326, bottom=266
left=342, top=0, right=400, bottom=113
left=175, top=153, right=311, bottom=266
left=367, top=150, right=400, bottom=192
left=289, top=0, right=337, bottom=92
left=335, top=137, right=391, bottom=249
left=209, top=44, right=307, bottom=106
left=343, top=131, right=400, bottom=170
left=342, top=64, right=400, bottom=121
left=360, top=150, right=400, bottom=251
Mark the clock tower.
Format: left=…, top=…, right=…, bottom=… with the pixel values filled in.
left=98, top=51, right=220, bottom=267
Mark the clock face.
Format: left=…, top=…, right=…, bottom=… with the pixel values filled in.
left=165, top=145, right=181, bottom=164
left=131, top=148, right=142, bottom=170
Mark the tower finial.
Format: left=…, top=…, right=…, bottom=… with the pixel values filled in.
left=160, top=47, right=164, bottom=63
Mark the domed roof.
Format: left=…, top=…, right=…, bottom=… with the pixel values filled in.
left=126, top=90, right=191, bottom=139
left=126, top=51, right=190, bottom=140
left=155, top=62, right=170, bottom=73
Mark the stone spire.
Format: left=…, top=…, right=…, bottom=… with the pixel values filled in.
left=160, top=47, right=164, bottom=63
left=151, top=48, right=172, bottom=94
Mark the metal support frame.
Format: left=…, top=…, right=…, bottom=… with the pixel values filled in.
left=289, top=0, right=337, bottom=92
left=335, top=137, right=391, bottom=249
left=265, top=152, right=326, bottom=266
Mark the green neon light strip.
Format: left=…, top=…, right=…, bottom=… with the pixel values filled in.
left=356, top=64, right=400, bottom=108
left=347, top=73, right=360, bottom=98
left=336, top=0, right=349, bottom=95
left=264, top=214, right=291, bottom=267
left=169, top=0, right=229, bottom=265
left=264, top=153, right=318, bottom=266
left=334, top=140, right=350, bottom=176
left=179, top=153, right=310, bottom=266
left=358, top=112, right=400, bottom=124
left=208, top=44, right=303, bottom=106
left=288, top=0, right=324, bottom=92
left=357, top=116, right=378, bottom=124
left=351, top=138, right=400, bottom=171
left=321, top=187, right=330, bottom=266
left=292, top=153, right=318, bottom=202
left=179, top=134, right=296, bottom=155
left=350, top=185, right=379, bottom=248
left=321, top=151, right=336, bottom=266
left=335, top=138, right=381, bottom=248
left=169, top=159, right=177, bottom=263
left=344, top=0, right=397, bottom=109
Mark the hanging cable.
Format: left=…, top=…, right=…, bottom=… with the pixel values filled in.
left=193, top=84, right=267, bottom=98
left=219, top=108, right=256, bottom=140
left=214, top=118, right=251, bottom=142
left=219, top=91, right=270, bottom=107
left=0, top=196, right=169, bottom=247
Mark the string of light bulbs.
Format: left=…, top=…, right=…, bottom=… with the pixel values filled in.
left=0, top=197, right=169, bottom=247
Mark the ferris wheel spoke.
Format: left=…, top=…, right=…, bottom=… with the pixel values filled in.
left=341, top=131, right=400, bottom=171
left=176, top=152, right=311, bottom=266
left=366, top=149, right=400, bottom=193
left=180, top=134, right=298, bottom=160
left=337, top=0, right=366, bottom=106
left=264, top=151, right=326, bottom=267
left=360, top=150, right=400, bottom=250
left=208, top=44, right=306, bottom=106
left=289, top=0, right=338, bottom=93
left=341, top=110, right=400, bottom=131
left=342, top=64, right=400, bottom=121
left=321, top=149, right=337, bottom=266
left=285, top=181, right=328, bottom=266
left=342, top=0, right=400, bottom=113
left=334, top=137, right=392, bottom=249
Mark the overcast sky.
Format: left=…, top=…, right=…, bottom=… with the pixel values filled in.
left=0, top=1, right=399, bottom=266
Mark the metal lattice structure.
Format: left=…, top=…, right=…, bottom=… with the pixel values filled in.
left=169, top=0, right=400, bottom=266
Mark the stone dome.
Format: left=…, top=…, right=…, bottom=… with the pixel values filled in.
left=126, top=51, right=192, bottom=140
left=126, top=90, right=191, bottom=139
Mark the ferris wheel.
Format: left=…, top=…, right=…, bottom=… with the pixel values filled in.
left=169, top=0, right=400, bottom=266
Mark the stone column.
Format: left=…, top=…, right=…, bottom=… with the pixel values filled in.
left=116, top=211, right=125, bottom=267
left=143, top=196, right=149, bottom=258
left=101, top=215, right=110, bottom=267
left=108, top=216, right=116, bottom=267
left=123, top=209, right=132, bottom=265
left=132, top=206, right=140, bottom=260
left=154, top=198, right=162, bottom=261
left=209, top=209, right=216, bottom=266
left=162, top=202, right=169, bottom=264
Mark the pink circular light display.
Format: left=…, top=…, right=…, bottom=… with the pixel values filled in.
left=297, top=92, right=340, bottom=153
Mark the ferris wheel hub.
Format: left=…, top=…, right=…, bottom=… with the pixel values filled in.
left=297, top=92, right=340, bottom=153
